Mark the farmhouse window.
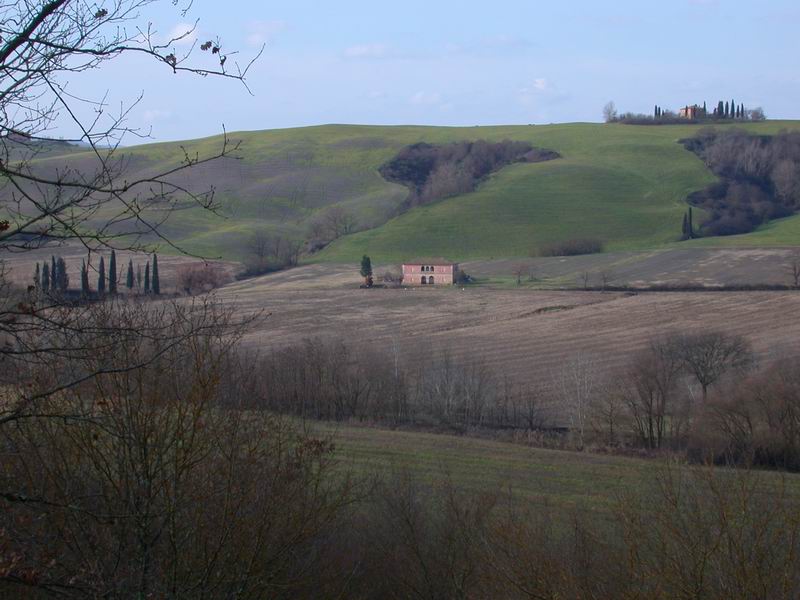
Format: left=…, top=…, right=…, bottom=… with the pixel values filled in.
left=429, top=276, right=435, bottom=284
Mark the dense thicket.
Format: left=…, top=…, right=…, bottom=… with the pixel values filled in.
left=379, top=140, right=558, bottom=210
left=683, top=129, right=800, bottom=236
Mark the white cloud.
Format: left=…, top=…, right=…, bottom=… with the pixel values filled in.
left=410, top=91, right=442, bottom=106
left=533, top=78, right=550, bottom=91
left=166, top=23, right=197, bottom=46
left=245, top=20, right=287, bottom=47
left=518, top=78, right=566, bottom=107
left=143, top=109, right=172, bottom=122
left=344, top=43, right=390, bottom=59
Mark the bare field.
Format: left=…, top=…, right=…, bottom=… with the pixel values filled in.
left=5, top=247, right=800, bottom=397
left=215, top=263, right=800, bottom=391
left=463, top=247, right=800, bottom=287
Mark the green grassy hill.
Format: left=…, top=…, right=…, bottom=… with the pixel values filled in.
left=23, top=121, right=800, bottom=261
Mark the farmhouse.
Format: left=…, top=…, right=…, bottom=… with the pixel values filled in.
left=402, top=259, right=458, bottom=286
left=678, top=104, right=704, bottom=119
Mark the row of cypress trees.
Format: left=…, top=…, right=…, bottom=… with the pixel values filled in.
left=33, top=256, right=69, bottom=294
left=715, top=99, right=746, bottom=119
left=34, top=251, right=160, bottom=297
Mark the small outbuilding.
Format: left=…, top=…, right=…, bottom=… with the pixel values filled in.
left=402, top=259, right=458, bottom=286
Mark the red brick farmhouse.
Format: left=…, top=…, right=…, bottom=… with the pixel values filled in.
left=402, top=259, right=459, bottom=286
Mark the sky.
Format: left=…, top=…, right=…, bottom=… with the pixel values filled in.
left=57, top=0, right=800, bottom=141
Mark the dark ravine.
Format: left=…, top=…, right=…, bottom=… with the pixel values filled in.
left=681, top=128, right=800, bottom=237
left=379, top=139, right=560, bottom=213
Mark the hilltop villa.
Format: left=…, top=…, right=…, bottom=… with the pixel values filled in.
left=402, top=259, right=458, bottom=286
left=678, top=104, right=705, bottom=119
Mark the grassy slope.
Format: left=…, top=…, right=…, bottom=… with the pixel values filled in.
left=24, top=121, right=799, bottom=261
left=324, top=424, right=800, bottom=520
left=319, top=120, right=800, bottom=262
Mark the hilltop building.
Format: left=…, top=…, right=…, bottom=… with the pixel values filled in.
left=402, top=259, right=458, bottom=286
left=678, top=104, right=705, bottom=119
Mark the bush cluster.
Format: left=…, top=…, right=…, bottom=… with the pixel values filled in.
left=538, top=237, right=604, bottom=257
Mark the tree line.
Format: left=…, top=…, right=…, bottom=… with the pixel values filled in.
left=232, top=330, right=800, bottom=472
left=32, top=251, right=161, bottom=298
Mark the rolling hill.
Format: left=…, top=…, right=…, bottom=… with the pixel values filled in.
left=16, top=120, right=800, bottom=262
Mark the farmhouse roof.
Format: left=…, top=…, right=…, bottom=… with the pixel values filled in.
left=403, top=258, right=457, bottom=266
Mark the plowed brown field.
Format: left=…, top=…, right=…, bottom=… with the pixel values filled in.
left=216, top=264, right=800, bottom=385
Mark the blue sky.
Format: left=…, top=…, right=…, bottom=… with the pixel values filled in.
left=63, top=0, right=800, bottom=141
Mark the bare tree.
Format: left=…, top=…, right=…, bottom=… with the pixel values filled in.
left=512, top=264, right=525, bottom=286
left=0, top=300, right=353, bottom=597
left=600, top=270, right=614, bottom=291
left=249, top=229, right=273, bottom=267
left=579, top=270, right=591, bottom=290
left=674, top=331, right=754, bottom=401
left=619, top=337, right=685, bottom=449
left=323, top=206, right=358, bottom=240
left=787, top=252, right=800, bottom=289
left=554, top=353, right=599, bottom=448
left=0, top=3, right=266, bottom=588
left=603, top=101, right=618, bottom=123
left=0, top=0, right=260, bottom=400
left=0, top=0, right=262, bottom=255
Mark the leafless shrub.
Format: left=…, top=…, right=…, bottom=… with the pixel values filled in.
left=177, top=262, right=231, bottom=295
left=381, top=269, right=403, bottom=286
left=539, top=238, right=604, bottom=257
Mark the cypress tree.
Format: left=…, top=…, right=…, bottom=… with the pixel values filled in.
left=682, top=213, right=689, bottom=239
left=42, top=263, right=50, bottom=292
left=731, top=99, right=735, bottom=118
left=360, top=254, right=373, bottom=285
left=51, top=256, right=57, bottom=288
left=81, top=260, right=90, bottom=296
left=717, top=101, right=724, bottom=117
left=57, top=257, right=68, bottom=292
left=33, top=262, right=40, bottom=289
left=109, top=250, right=117, bottom=294
left=126, top=260, right=134, bottom=290
left=136, top=264, right=142, bottom=291
left=703, top=101, right=707, bottom=115
left=688, top=207, right=694, bottom=239
left=98, top=256, right=106, bottom=295
left=152, top=254, right=160, bottom=295
left=144, top=261, right=150, bottom=294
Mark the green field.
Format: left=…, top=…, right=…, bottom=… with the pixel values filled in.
left=24, top=120, right=800, bottom=261
left=322, top=424, right=800, bottom=521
